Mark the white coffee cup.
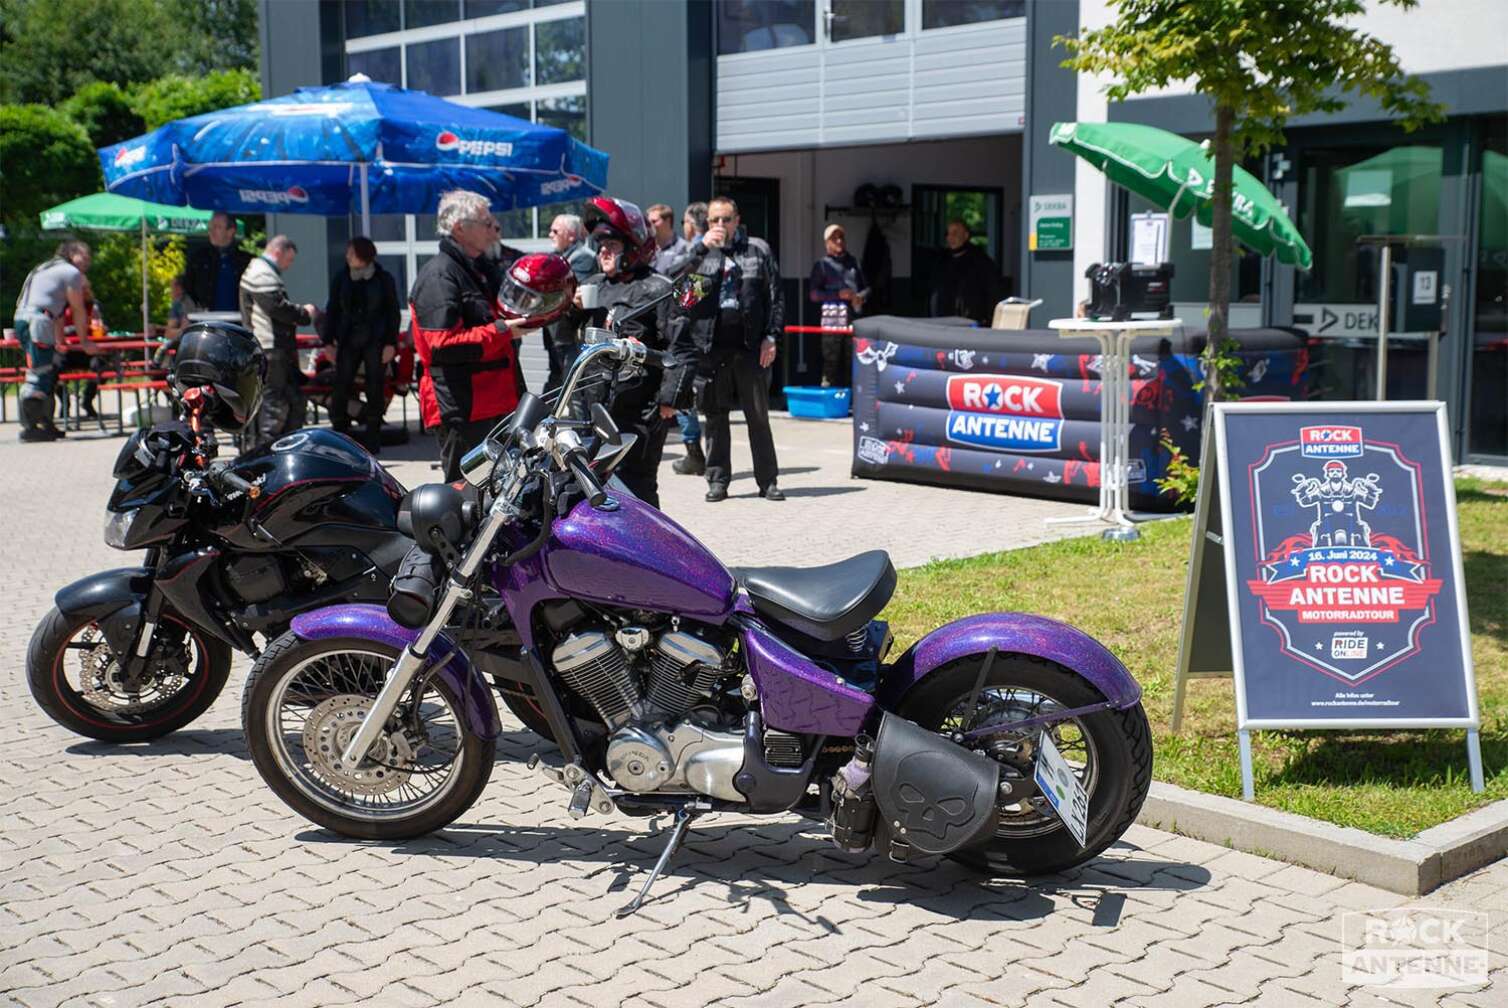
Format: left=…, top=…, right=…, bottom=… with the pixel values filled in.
left=578, top=283, right=600, bottom=309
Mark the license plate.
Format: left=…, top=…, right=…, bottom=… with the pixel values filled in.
left=1033, top=731, right=1090, bottom=849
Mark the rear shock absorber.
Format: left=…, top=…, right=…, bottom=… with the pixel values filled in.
left=828, top=733, right=877, bottom=853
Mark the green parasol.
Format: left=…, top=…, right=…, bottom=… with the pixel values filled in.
left=39, top=193, right=242, bottom=337
left=1049, top=121, right=1313, bottom=270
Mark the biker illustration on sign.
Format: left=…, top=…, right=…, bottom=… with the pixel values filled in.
left=1244, top=422, right=1444, bottom=688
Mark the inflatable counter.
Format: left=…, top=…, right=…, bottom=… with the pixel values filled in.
left=849, top=316, right=1309, bottom=509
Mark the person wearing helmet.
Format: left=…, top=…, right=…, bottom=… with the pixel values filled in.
left=576, top=196, right=695, bottom=509
left=169, top=321, right=268, bottom=432
left=411, top=191, right=576, bottom=482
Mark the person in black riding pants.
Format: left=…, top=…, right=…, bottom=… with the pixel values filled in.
left=322, top=236, right=401, bottom=452
left=576, top=197, right=695, bottom=510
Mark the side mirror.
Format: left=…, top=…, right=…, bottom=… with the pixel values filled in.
left=590, top=402, right=621, bottom=446
left=673, top=273, right=710, bottom=308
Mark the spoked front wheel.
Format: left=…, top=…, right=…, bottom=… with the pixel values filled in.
left=898, top=654, right=1152, bottom=875
left=242, top=633, right=494, bottom=840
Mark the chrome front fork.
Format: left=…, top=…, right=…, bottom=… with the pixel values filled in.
left=338, top=473, right=523, bottom=768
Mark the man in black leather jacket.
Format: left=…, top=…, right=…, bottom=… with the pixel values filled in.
left=680, top=196, right=786, bottom=501
left=579, top=238, right=695, bottom=510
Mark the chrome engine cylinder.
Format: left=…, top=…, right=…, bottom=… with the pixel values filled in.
left=644, top=630, right=725, bottom=720
left=551, top=631, right=639, bottom=729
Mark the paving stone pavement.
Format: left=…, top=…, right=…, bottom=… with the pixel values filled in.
left=1, top=421, right=1502, bottom=1007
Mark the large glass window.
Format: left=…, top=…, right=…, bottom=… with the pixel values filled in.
left=921, top=0, right=1024, bottom=30
left=466, top=26, right=529, bottom=93
left=829, top=1, right=903, bottom=42
left=348, top=46, right=400, bottom=86
left=534, top=16, right=584, bottom=85
left=1297, top=145, right=1442, bottom=304
left=487, top=101, right=532, bottom=123
left=406, top=37, right=460, bottom=95
left=365, top=215, right=408, bottom=243
left=1123, top=192, right=1262, bottom=304
left=1470, top=118, right=1507, bottom=458
left=718, top=1, right=815, bottom=54
left=537, top=94, right=586, bottom=142
left=464, top=0, right=527, bottom=15
left=404, top=0, right=458, bottom=29
left=347, top=0, right=402, bottom=38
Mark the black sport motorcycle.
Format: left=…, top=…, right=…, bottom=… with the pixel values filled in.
left=28, top=403, right=413, bottom=743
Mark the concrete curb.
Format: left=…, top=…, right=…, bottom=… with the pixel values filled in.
left=1135, top=781, right=1508, bottom=895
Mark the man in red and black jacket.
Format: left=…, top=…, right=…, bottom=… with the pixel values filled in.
left=410, top=190, right=529, bottom=482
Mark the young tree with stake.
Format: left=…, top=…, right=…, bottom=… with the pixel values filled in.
left=1059, top=0, right=1444, bottom=400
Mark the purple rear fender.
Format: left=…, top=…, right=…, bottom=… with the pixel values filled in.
left=876, top=613, right=1142, bottom=711
left=288, top=605, right=502, bottom=742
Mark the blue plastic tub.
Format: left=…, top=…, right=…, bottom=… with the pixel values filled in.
left=784, top=385, right=851, bottom=419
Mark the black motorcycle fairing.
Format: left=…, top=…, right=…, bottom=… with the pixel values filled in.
left=869, top=712, right=1000, bottom=857
left=154, top=547, right=250, bottom=652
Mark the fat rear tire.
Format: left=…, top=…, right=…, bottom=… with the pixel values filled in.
left=897, top=654, right=1152, bottom=876
left=27, top=605, right=232, bottom=743
left=242, top=632, right=494, bottom=841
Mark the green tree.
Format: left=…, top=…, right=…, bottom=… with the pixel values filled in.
left=0, top=104, right=101, bottom=314
left=0, top=0, right=171, bottom=105
left=162, top=0, right=259, bottom=77
left=89, top=233, right=185, bottom=329
left=0, top=0, right=258, bottom=106
left=130, top=69, right=261, bottom=131
left=61, top=81, right=146, bottom=148
left=1060, top=0, right=1444, bottom=399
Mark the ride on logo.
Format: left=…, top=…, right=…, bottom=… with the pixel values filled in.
left=1245, top=424, right=1444, bottom=686
left=435, top=131, right=514, bottom=158
left=944, top=374, right=1064, bottom=453
left=1341, top=909, right=1489, bottom=989
left=237, top=186, right=310, bottom=206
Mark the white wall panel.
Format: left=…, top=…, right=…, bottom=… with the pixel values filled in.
left=717, top=17, right=1026, bottom=152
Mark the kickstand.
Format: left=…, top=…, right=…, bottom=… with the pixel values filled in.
left=615, top=805, right=697, bottom=918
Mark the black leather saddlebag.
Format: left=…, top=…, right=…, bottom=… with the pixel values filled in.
left=871, top=713, right=1001, bottom=856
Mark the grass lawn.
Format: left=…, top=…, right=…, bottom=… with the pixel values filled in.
left=884, top=477, right=1507, bottom=838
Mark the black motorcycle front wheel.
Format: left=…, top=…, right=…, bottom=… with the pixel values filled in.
left=898, top=653, right=1152, bottom=876
left=243, top=633, right=495, bottom=840
left=27, top=606, right=232, bottom=743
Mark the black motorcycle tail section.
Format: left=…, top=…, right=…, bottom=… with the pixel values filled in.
left=871, top=713, right=1000, bottom=858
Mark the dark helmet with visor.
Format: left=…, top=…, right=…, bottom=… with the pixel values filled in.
left=170, top=321, right=267, bottom=431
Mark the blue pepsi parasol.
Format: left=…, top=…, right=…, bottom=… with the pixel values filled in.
left=99, top=77, right=608, bottom=230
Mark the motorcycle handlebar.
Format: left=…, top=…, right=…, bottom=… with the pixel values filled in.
left=563, top=449, right=607, bottom=508
left=206, top=462, right=259, bottom=499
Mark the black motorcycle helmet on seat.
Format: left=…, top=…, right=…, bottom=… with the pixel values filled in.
left=171, top=321, right=267, bottom=430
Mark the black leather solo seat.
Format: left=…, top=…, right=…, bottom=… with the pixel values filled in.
left=732, top=550, right=897, bottom=642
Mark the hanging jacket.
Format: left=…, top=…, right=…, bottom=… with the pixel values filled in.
left=409, top=236, right=522, bottom=429
left=861, top=221, right=893, bottom=315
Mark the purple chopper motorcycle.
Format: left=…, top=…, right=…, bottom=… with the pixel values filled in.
left=242, top=284, right=1151, bottom=915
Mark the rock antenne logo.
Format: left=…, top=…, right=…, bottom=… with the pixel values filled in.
left=1246, top=425, right=1442, bottom=683
left=237, top=186, right=310, bottom=206
left=436, top=131, right=513, bottom=157
left=944, top=373, right=1064, bottom=453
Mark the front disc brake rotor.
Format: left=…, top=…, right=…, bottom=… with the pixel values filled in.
left=303, top=695, right=416, bottom=796
left=78, top=627, right=189, bottom=714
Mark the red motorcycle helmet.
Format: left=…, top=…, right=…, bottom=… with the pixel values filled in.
left=498, top=253, right=577, bottom=329
left=583, top=196, right=655, bottom=269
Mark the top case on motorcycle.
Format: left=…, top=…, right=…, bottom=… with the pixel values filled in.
left=731, top=550, right=896, bottom=642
